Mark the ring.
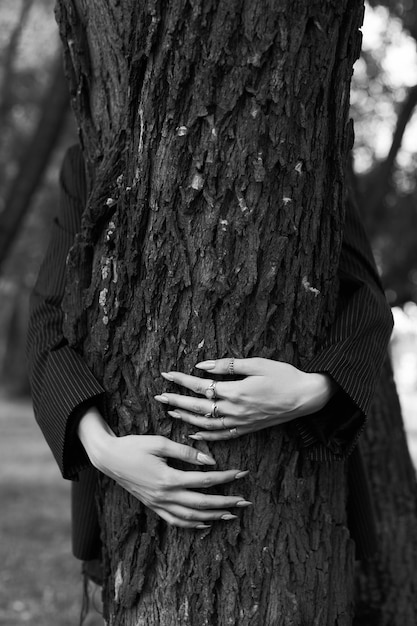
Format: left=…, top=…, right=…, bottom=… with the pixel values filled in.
left=221, top=416, right=227, bottom=430
left=210, top=402, right=219, bottom=418
left=228, top=357, right=235, bottom=376
left=229, top=427, right=238, bottom=437
left=205, top=380, right=217, bottom=400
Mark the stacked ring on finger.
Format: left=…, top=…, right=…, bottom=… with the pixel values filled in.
left=205, top=380, right=217, bottom=400
left=229, top=427, right=238, bottom=437
left=228, top=357, right=235, bottom=375
left=205, top=402, right=220, bottom=418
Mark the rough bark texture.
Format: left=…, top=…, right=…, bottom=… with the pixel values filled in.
left=56, top=1, right=365, bottom=623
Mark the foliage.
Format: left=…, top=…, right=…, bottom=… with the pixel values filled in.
left=352, top=2, right=417, bottom=305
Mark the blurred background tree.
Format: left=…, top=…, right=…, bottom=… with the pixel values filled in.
left=353, top=1, right=417, bottom=306
left=0, top=0, right=416, bottom=395
left=0, top=0, right=76, bottom=395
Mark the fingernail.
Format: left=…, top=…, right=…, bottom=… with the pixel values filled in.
left=161, top=372, right=174, bottom=381
left=221, top=514, right=238, bottom=520
left=154, top=394, right=169, bottom=403
left=235, top=470, right=249, bottom=479
left=189, top=434, right=203, bottom=441
left=197, top=452, right=216, bottom=465
left=236, top=500, right=253, bottom=507
left=196, top=524, right=211, bottom=529
left=168, top=410, right=181, bottom=418
left=196, top=360, right=216, bottom=370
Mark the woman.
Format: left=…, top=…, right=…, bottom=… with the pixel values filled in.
left=26, top=144, right=393, bottom=593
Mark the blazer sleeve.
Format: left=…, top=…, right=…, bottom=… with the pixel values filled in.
left=26, top=145, right=105, bottom=480
left=294, top=197, right=394, bottom=460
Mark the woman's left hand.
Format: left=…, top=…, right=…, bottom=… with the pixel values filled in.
left=155, top=357, right=337, bottom=441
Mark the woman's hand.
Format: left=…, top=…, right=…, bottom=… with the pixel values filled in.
left=155, top=357, right=337, bottom=441
left=78, top=407, right=251, bottom=529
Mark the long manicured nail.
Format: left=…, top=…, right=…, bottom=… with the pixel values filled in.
left=154, top=394, right=169, bottom=403
left=236, top=500, right=253, bottom=507
left=168, top=410, right=181, bottom=418
left=197, top=452, right=216, bottom=465
left=161, top=372, right=174, bottom=381
left=196, top=524, right=211, bottom=529
left=196, top=360, right=216, bottom=370
left=189, top=434, right=203, bottom=441
left=221, top=514, right=238, bottom=520
left=235, top=470, right=249, bottom=479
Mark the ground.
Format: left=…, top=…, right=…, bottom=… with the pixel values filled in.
left=0, top=396, right=101, bottom=626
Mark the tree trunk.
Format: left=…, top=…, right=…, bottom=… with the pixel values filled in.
left=56, top=1, right=371, bottom=623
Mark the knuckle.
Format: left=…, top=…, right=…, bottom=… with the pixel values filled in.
left=196, top=497, right=206, bottom=510
left=152, top=488, right=166, bottom=504
left=183, top=447, right=196, bottom=463
left=201, top=475, right=214, bottom=488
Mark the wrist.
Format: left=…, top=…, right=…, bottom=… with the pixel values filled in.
left=302, top=373, right=338, bottom=415
left=77, top=406, right=115, bottom=471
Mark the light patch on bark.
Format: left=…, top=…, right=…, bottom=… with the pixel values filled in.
left=176, top=125, right=188, bottom=136
left=302, top=276, right=320, bottom=297
left=236, top=189, right=250, bottom=214
left=99, top=288, right=109, bottom=307
left=191, top=173, right=204, bottom=190
left=101, top=257, right=111, bottom=280
left=114, top=562, right=123, bottom=602
left=106, top=221, right=116, bottom=242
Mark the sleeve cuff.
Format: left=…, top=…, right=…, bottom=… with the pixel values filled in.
left=37, top=345, right=105, bottom=479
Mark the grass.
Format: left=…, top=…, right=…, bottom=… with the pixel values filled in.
left=0, top=396, right=82, bottom=625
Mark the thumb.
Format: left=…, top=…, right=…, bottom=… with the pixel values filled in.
left=152, top=436, right=216, bottom=466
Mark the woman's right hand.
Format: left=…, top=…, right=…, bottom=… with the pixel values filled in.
left=77, top=407, right=251, bottom=528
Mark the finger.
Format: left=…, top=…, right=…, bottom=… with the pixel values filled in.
left=161, top=372, right=226, bottom=399
left=169, top=467, right=248, bottom=490
left=189, top=427, right=248, bottom=442
left=155, top=393, right=239, bottom=418
left=167, top=489, right=250, bottom=510
left=195, top=357, right=266, bottom=376
left=158, top=502, right=237, bottom=523
left=152, top=507, right=212, bottom=529
left=168, top=409, right=235, bottom=431
left=149, top=436, right=218, bottom=466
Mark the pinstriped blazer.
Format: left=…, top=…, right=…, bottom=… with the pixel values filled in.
left=26, top=146, right=393, bottom=561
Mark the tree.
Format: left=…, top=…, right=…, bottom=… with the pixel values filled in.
left=55, top=1, right=417, bottom=624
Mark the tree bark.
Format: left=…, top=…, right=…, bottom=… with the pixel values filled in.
left=56, top=1, right=369, bottom=624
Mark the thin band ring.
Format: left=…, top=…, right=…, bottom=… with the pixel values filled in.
left=205, top=380, right=217, bottom=400
left=211, top=402, right=219, bottom=418
left=221, top=416, right=227, bottom=430
left=228, top=357, right=235, bottom=376
left=229, top=427, right=238, bottom=437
